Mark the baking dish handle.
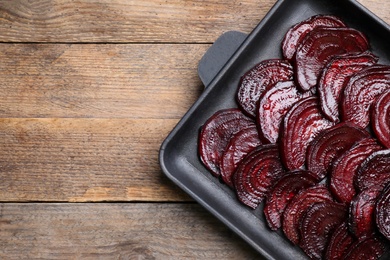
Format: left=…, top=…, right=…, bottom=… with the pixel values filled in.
left=198, top=31, right=247, bottom=88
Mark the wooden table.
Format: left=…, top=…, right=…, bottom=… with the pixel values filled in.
left=0, top=0, right=388, bottom=258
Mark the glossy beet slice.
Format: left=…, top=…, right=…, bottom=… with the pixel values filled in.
left=282, top=185, right=333, bottom=245
left=343, top=235, right=389, bottom=260
left=330, top=138, right=382, bottom=204
left=355, top=149, right=390, bottom=192
left=372, top=89, right=390, bottom=148
left=376, top=182, right=390, bottom=240
left=342, top=65, right=390, bottom=128
left=349, top=187, right=382, bottom=238
left=280, top=96, right=334, bottom=170
left=299, top=201, right=347, bottom=260
left=257, top=81, right=311, bottom=144
left=199, top=108, right=255, bottom=177
left=220, top=126, right=262, bottom=188
left=318, top=51, right=378, bottom=122
left=295, top=27, right=369, bottom=92
left=306, top=122, right=370, bottom=180
left=282, top=14, right=346, bottom=61
left=233, top=144, right=285, bottom=209
left=325, top=222, right=355, bottom=260
left=263, top=170, right=318, bottom=231
left=237, top=59, right=294, bottom=117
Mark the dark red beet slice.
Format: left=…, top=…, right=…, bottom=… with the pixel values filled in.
left=237, top=59, right=294, bottom=118
left=376, top=182, right=390, bottom=240
left=306, top=122, right=370, bottom=180
left=280, top=96, right=334, bottom=170
left=372, top=89, right=390, bottom=148
left=299, top=201, right=347, bottom=260
left=295, top=27, right=369, bottom=92
left=325, top=222, right=356, bottom=260
left=318, top=51, right=378, bottom=122
left=199, top=108, right=255, bottom=177
left=220, top=126, right=262, bottom=188
left=282, top=14, right=346, bottom=61
left=263, top=170, right=318, bottom=231
left=233, top=144, right=285, bottom=209
left=257, top=80, right=311, bottom=144
left=343, top=235, right=389, bottom=260
left=341, top=65, right=390, bottom=128
left=349, top=187, right=382, bottom=238
left=282, top=185, right=333, bottom=245
left=330, top=138, right=382, bottom=204
left=355, top=149, right=390, bottom=192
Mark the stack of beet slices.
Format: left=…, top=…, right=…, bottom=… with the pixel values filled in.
left=198, top=14, right=390, bottom=260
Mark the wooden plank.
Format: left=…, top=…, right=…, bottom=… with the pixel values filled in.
left=358, top=0, right=390, bottom=24
left=0, top=118, right=192, bottom=202
left=0, top=0, right=387, bottom=44
left=0, top=203, right=262, bottom=259
left=0, top=0, right=275, bottom=43
left=0, top=44, right=207, bottom=119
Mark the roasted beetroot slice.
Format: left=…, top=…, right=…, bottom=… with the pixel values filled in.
left=199, top=108, right=255, bottom=177
left=282, top=14, right=346, bottom=61
left=220, top=126, right=262, bottom=188
left=372, top=89, right=390, bottom=148
left=325, top=222, right=356, bottom=260
left=282, top=185, right=333, bottom=245
left=376, top=182, right=390, bottom=240
left=356, top=149, right=390, bottom=192
left=233, top=144, right=286, bottom=209
left=299, top=201, right=347, bottom=260
left=280, top=96, right=334, bottom=170
left=295, top=27, right=369, bottom=92
left=330, top=138, right=383, bottom=204
left=318, top=51, right=378, bottom=122
left=342, top=65, right=390, bottom=128
left=343, top=235, right=389, bottom=260
left=237, top=59, right=294, bottom=117
left=306, top=122, right=370, bottom=180
left=263, top=170, right=318, bottom=231
left=257, top=81, right=311, bottom=144
left=349, top=187, right=382, bottom=238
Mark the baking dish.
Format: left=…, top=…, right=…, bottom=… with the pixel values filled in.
left=159, top=0, right=390, bottom=258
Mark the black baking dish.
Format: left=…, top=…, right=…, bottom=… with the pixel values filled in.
left=159, top=0, right=390, bottom=259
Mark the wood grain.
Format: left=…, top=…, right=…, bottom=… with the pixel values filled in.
left=0, top=44, right=206, bottom=119
left=358, top=0, right=390, bottom=24
left=0, top=118, right=192, bottom=202
left=0, top=0, right=274, bottom=43
left=0, top=203, right=262, bottom=259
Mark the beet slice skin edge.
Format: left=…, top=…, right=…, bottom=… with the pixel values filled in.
left=306, top=122, right=370, bottom=180
left=330, top=138, right=382, bottom=204
left=295, top=27, right=369, bottom=92
left=355, top=149, right=390, bottom=192
left=257, top=80, right=310, bottom=144
left=220, top=126, right=262, bottom=188
left=299, top=201, right=347, bottom=260
left=341, top=64, right=390, bottom=129
left=237, top=59, right=293, bottom=118
left=198, top=108, right=255, bottom=177
left=376, top=182, right=390, bottom=240
left=233, top=144, right=285, bottom=209
left=263, top=170, right=318, bottom=230
left=282, top=14, right=346, bottom=61
left=282, top=185, right=333, bottom=245
left=372, top=89, right=390, bottom=148
left=280, top=96, right=334, bottom=170
left=318, top=51, right=378, bottom=122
